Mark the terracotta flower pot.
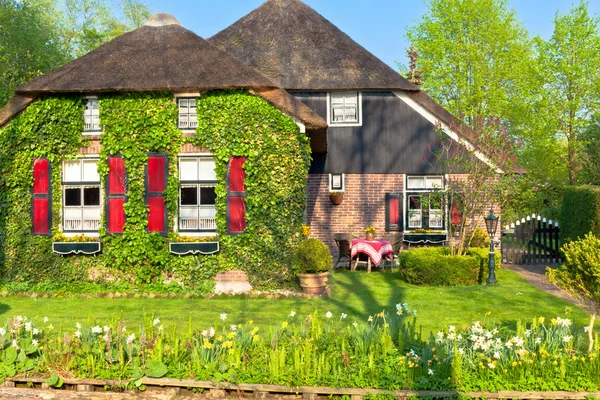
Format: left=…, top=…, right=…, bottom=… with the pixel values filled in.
left=366, top=232, right=375, bottom=241
left=297, top=271, right=330, bottom=294
left=330, top=193, right=343, bottom=205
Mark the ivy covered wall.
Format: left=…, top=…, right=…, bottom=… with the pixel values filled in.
left=0, top=90, right=311, bottom=289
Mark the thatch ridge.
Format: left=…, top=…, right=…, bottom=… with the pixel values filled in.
left=0, top=94, right=38, bottom=128
left=208, top=0, right=419, bottom=91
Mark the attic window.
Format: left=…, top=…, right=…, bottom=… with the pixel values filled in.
left=329, top=92, right=361, bottom=126
left=178, top=98, right=198, bottom=130
left=83, top=98, right=100, bottom=133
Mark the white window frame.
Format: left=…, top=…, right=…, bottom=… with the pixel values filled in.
left=405, top=175, right=447, bottom=232
left=177, top=156, right=217, bottom=235
left=175, top=94, right=199, bottom=131
left=327, top=92, right=362, bottom=127
left=62, top=157, right=102, bottom=234
left=328, top=173, right=345, bottom=192
left=82, top=96, right=100, bottom=134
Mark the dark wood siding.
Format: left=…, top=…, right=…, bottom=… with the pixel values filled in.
left=293, top=92, right=444, bottom=174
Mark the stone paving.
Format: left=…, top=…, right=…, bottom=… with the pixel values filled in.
left=503, top=264, right=587, bottom=308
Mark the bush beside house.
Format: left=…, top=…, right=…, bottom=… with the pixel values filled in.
left=400, top=247, right=500, bottom=286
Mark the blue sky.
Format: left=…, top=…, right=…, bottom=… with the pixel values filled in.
left=144, top=1, right=600, bottom=70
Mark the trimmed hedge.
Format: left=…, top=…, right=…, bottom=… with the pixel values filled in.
left=560, top=186, right=600, bottom=242
left=400, top=247, right=500, bottom=286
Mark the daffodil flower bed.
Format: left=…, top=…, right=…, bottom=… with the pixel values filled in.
left=1, top=306, right=599, bottom=392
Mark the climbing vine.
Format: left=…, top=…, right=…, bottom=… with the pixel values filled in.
left=0, top=90, right=310, bottom=289
left=192, top=90, right=311, bottom=286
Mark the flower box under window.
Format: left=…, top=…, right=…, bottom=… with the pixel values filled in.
left=403, top=233, right=447, bottom=244
left=52, top=241, right=101, bottom=255
left=169, top=241, right=219, bottom=256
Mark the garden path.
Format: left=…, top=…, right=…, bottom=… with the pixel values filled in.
left=503, top=264, right=586, bottom=308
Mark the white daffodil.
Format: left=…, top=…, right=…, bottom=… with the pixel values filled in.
left=220, top=313, right=227, bottom=321
left=341, top=313, right=347, bottom=319
left=428, top=368, right=434, bottom=375
left=126, top=333, right=136, bottom=344
left=43, top=317, right=49, bottom=323
left=153, top=318, right=161, bottom=326
left=91, top=326, right=102, bottom=334
left=325, top=311, right=332, bottom=319
left=32, top=328, right=39, bottom=336
left=75, top=330, right=81, bottom=338
left=230, top=324, right=237, bottom=331
left=290, top=311, right=296, bottom=317
left=32, top=339, right=38, bottom=347
left=75, top=322, right=82, bottom=330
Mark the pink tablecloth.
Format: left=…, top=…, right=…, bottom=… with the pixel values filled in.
left=351, top=239, right=393, bottom=266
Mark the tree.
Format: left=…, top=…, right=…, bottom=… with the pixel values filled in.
left=535, top=1, right=600, bottom=186
left=0, top=0, right=70, bottom=107
left=432, top=118, right=520, bottom=256
left=406, top=0, right=534, bottom=131
left=404, top=44, right=424, bottom=86
left=0, top=0, right=151, bottom=108
left=548, top=232, right=600, bottom=352
left=578, top=114, right=600, bottom=185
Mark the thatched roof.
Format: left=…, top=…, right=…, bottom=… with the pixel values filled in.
left=209, top=0, right=419, bottom=91
left=2, top=13, right=327, bottom=149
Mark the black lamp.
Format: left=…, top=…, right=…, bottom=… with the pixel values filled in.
left=483, top=209, right=499, bottom=284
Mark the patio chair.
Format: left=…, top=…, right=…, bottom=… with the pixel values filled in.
left=381, top=233, right=403, bottom=272
left=333, top=233, right=353, bottom=269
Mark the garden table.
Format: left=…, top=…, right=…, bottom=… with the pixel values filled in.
left=350, top=239, right=393, bottom=273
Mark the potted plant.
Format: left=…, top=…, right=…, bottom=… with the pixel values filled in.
left=365, top=226, right=376, bottom=241
left=329, top=191, right=344, bottom=205
left=293, top=238, right=332, bottom=295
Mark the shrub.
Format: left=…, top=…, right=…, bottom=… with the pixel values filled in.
left=560, top=186, right=600, bottom=242
left=399, top=247, right=500, bottom=286
left=293, top=239, right=332, bottom=274
left=468, top=227, right=490, bottom=248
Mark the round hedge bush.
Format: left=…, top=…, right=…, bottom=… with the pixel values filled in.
left=293, top=239, right=332, bottom=274
left=399, top=247, right=500, bottom=286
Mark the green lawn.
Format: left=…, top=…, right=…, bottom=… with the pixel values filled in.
left=0, top=267, right=590, bottom=334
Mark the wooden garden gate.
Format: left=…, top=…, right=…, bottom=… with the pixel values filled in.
left=501, top=214, right=561, bottom=265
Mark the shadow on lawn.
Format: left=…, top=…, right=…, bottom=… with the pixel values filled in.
left=327, top=269, right=405, bottom=318
left=0, top=303, right=10, bottom=317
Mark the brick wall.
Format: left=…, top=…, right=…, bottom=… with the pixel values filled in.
left=305, top=174, right=403, bottom=254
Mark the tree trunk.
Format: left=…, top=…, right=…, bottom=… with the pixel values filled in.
left=588, top=312, right=596, bottom=353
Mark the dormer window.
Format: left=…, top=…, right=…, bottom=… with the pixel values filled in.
left=83, top=97, right=100, bottom=133
left=178, top=98, right=198, bottom=130
left=328, top=92, right=361, bottom=126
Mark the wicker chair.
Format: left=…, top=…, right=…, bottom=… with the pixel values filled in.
left=381, top=233, right=403, bottom=271
left=333, top=233, right=354, bottom=269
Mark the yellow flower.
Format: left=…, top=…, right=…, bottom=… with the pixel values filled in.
left=251, top=327, right=259, bottom=335
left=512, top=361, right=518, bottom=367
left=384, top=323, right=389, bottom=329
left=228, top=349, right=235, bottom=355
left=252, top=335, right=259, bottom=342
left=282, top=321, right=288, bottom=329
left=397, top=309, right=403, bottom=315
left=248, top=320, right=254, bottom=325
left=553, top=360, right=558, bottom=365
left=227, top=332, right=235, bottom=339
left=538, top=316, right=545, bottom=324
left=203, top=340, right=213, bottom=349
left=431, top=347, right=436, bottom=353
left=237, top=324, right=242, bottom=328
left=217, top=335, right=223, bottom=342
left=377, top=312, right=384, bottom=318
left=551, top=318, right=557, bottom=325
left=222, top=341, right=233, bottom=348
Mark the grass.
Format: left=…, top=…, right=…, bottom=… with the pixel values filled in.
left=0, top=267, right=591, bottom=334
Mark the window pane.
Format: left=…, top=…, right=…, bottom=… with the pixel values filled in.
left=407, top=176, right=425, bottom=189
left=188, top=98, right=196, bottom=114
left=82, top=160, right=99, bottom=182
left=64, top=161, right=81, bottom=182
left=426, top=177, right=443, bottom=189
left=178, top=98, right=188, bottom=112
left=83, top=187, right=100, bottom=206
left=179, top=158, right=198, bottom=181
left=198, top=158, right=217, bottom=181
left=65, top=188, right=81, bottom=206
left=181, top=186, right=198, bottom=205
left=409, top=195, right=421, bottom=210
left=200, top=186, right=216, bottom=205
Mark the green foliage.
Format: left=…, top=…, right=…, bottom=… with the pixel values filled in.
left=400, top=247, right=500, bottom=286
left=292, top=239, right=332, bottom=274
left=0, top=95, right=91, bottom=282
left=548, top=233, right=600, bottom=308
left=560, top=186, right=600, bottom=242
left=1, top=307, right=599, bottom=391
left=468, top=228, right=490, bottom=249
left=191, top=90, right=311, bottom=287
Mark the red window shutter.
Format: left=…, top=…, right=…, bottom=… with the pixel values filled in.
left=146, top=154, right=168, bottom=235
left=385, top=193, right=402, bottom=232
left=106, top=156, right=126, bottom=234
left=32, top=158, right=51, bottom=235
left=227, top=156, right=247, bottom=234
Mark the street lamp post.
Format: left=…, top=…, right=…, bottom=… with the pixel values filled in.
left=483, top=209, right=499, bottom=285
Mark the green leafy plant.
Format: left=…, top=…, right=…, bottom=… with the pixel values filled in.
left=292, top=239, right=332, bottom=274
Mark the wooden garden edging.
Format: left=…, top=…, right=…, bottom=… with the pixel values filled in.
left=3, top=376, right=600, bottom=399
